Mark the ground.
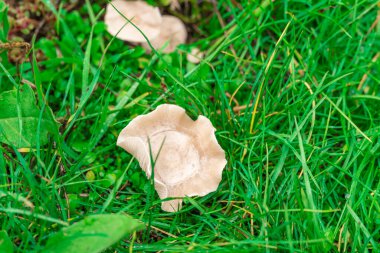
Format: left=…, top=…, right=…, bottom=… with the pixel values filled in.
left=0, top=0, right=379, bottom=252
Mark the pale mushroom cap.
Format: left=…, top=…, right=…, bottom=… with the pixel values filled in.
left=141, top=15, right=187, bottom=53
left=117, top=104, right=227, bottom=212
left=104, top=0, right=162, bottom=43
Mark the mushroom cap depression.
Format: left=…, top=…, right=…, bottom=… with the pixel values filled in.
left=104, top=0, right=162, bottom=43
left=117, top=104, right=227, bottom=212
left=141, top=15, right=187, bottom=53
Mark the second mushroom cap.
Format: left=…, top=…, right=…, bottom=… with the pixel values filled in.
left=104, top=0, right=162, bottom=43
left=141, top=15, right=187, bottom=53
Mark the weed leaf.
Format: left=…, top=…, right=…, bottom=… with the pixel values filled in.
left=40, top=214, right=144, bottom=253
left=0, top=85, right=58, bottom=148
left=0, top=230, right=13, bottom=253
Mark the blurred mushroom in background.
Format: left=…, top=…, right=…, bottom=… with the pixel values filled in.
left=104, top=0, right=188, bottom=53
left=104, top=0, right=162, bottom=43
left=141, top=15, right=187, bottom=53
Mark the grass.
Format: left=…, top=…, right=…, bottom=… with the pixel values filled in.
left=1, top=0, right=380, bottom=252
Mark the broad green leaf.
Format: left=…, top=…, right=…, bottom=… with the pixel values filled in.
left=41, top=214, right=144, bottom=253
left=0, top=1, right=9, bottom=42
left=0, top=85, right=58, bottom=148
left=0, top=230, right=14, bottom=253
left=0, top=1, right=10, bottom=67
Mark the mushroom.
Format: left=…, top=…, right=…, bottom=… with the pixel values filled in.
left=141, top=15, right=187, bottom=53
left=104, top=0, right=162, bottom=43
left=117, top=104, right=227, bottom=212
